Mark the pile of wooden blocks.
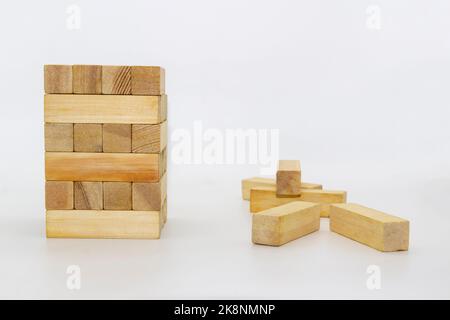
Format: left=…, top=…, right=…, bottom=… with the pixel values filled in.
left=242, top=160, right=410, bottom=251
left=44, top=65, right=167, bottom=239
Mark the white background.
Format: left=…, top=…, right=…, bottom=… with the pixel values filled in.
left=0, top=0, right=449, bottom=299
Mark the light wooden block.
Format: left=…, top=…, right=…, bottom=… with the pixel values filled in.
left=330, top=203, right=409, bottom=252
left=132, top=121, right=167, bottom=153
left=103, top=124, right=131, bottom=153
left=102, top=65, right=131, bottom=95
left=252, top=201, right=321, bottom=246
left=132, top=174, right=167, bottom=211
left=74, top=124, right=102, bottom=152
left=46, top=210, right=161, bottom=239
left=45, top=123, right=73, bottom=152
left=44, top=65, right=72, bottom=94
left=250, top=186, right=346, bottom=217
left=73, top=65, right=102, bottom=94
left=131, top=66, right=165, bottom=95
left=45, top=152, right=162, bottom=182
left=241, top=177, right=322, bottom=200
left=74, top=182, right=103, bottom=210
left=44, top=94, right=166, bottom=124
left=276, top=160, right=301, bottom=197
left=45, top=181, right=73, bottom=210
left=103, top=182, right=132, bottom=210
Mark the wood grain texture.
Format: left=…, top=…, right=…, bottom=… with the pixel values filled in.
left=74, top=124, right=102, bottom=152
left=131, top=66, right=165, bottom=95
left=44, top=94, right=165, bottom=124
left=276, top=160, right=301, bottom=197
left=241, top=177, right=322, bottom=200
left=330, top=203, right=409, bottom=252
left=45, top=181, right=73, bottom=210
left=44, top=65, right=72, bottom=93
left=103, top=124, right=131, bottom=153
left=103, top=182, right=132, bottom=210
left=102, top=65, right=131, bottom=95
left=252, top=201, right=321, bottom=246
left=45, top=152, right=162, bottom=182
left=132, top=121, right=167, bottom=153
left=132, top=174, right=167, bottom=211
left=74, top=182, right=103, bottom=210
left=73, top=65, right=102, bottom=94
left=46, top=210, right=161, bottom=239
left=45, top=123, right=73, bottom=152
left=250, top=186, right=346, bottom=217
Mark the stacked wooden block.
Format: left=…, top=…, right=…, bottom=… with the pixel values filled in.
left=44, top=65, right=167, bottom=239
left=242, top=160, right=410, bottom=251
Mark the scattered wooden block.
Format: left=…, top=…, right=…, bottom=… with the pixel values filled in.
left=46, top=210, right=161, bottom=239
left=250, top=186, right=346, bottom=217
left=44, top=65, right=72, bottom=93
left=131, top=66, right=165, bottom=95
left=132, top=174, right=167, bottom=211
left=103, top=124, right=131, bottom=153
left=73, top=65, right=102, bottom=94
left=45, top=123, right=73, bottom=152
left=102, top=65, right=131, bottom=95
left=241, top=177, right=322, bottom=200
left=276, top=160, right=301, bottom=197
left=252, top=201, right=321, bottom=246
left=132, top=121, right=167, bottom=153
left=74, top=123, right=102, bottom=152
left=103, top=182, right=132, bottom=210
left=74, top=182, right=103, bottom=210
left=330, top=203, right=409, bottom=252
left=45, top=181, right=73, bottom=210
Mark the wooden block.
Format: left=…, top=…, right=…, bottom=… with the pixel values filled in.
left=160, top=147, right=167, bottom=176
left=330, top=203, right=409, bottom=252
left=131, top=66, right=165, bottom=95
left=74, top=182, right=103, bottom=210
left=73, top=65, right=102, bottom=94
left=250, top=186, right=346, bottom=217
left=45, top=181, right=73, bottom=210
left=104, top=182, right=132, bottom=210
left=241, top=177, right=322, bottom=200
left=252, top=201, right=321, bottom=246
left=74, top=124, right=102, bottom=152
left=132, top=174, right=167, bottom=211
left=102, top=65, right=131, bottom=95
left=162, top=197, right=167, bottom=224
left=44, top=94, right=166, bottom=124
left=103, top=124, right=131, bottom=153
left=132, top=121, right=167, bottom=153
left=276, top=160, right=301, bottom=197
left=45, top=152, right=162, bottom=182
left=45, top=123, right=73, bottom=152
left=46, top=210, right=161, bottom=239
left=44, top=65, right=72, bottom=94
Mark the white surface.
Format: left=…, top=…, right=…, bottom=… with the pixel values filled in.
left=0, top=0, right=450, bottom=299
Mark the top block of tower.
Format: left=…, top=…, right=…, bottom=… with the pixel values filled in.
left=276, top=160, right=301, bottom=197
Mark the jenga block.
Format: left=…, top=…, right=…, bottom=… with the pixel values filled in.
left=103, top=124, right=131, bottom=153
left=74, top=182, right=103, bottom=210
left=102, top=65, right=131, bottom=95
left=44, top=65, right=72, bottom=93
left=45, top=123, right=73, bottom=152
left=131, top=66, right=165, bottom=95
left=73, top=65, right=102, bottom=94
left=252, top=201, right=321, bottom=246
left=132, top=121, right=167, bottom=153
left=103, top=182, right=132, bottom=210
left=46, top=210, right=161, bottom=239
left=330, top=203, right=409, bottom=252
left=250, top=186, right=346, bottom=217
left=44, top=94, right=166, bottom=124
left=45, top=181, right=73, bottom=210
left=132, top=174, right=167, bottom=211
left=45, top=152, right=162, bottom=182
left=276, top=160, right=301, bottom=197
left=74, top=124, right=102, bottom=152
left=241, top=177, right=322, bottom=200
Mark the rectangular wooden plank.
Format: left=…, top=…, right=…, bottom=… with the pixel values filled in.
left=103, top=182, right=132, bottom=210
left=73, top=65, right=102, bottom=94
left=252, top=201, right=321, bottom=246
left=131, top=66, right=165, bottom=95
left=132, top=173, right=167, bottom=211
left=74, top=123, right=103, bottom=152
left=103, top=124, right=131, bottom=153
left=44, top=65, right=72, bottom=94
left=45, top=152, right=162, bottom=182
left=276, top=160, right=301, bottom=197
left=74, top=182, right=103, bottom=210
left=46, top=210, right=161, bottom=239
left=44, top=94, right=166, bottom=124
left=241, top=177, right=322, bottom=200
left=132, top=121, right=167, bottom=153
left=45, top=123, right=73, bottom=152
left=102, top=65, right=131, bottom=95
left=330, top=203, right=409, bottom=252
left=45, top=181, right=73, bottom=210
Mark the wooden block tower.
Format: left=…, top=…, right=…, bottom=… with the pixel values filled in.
left=44, top=65, right=167, bottom=239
